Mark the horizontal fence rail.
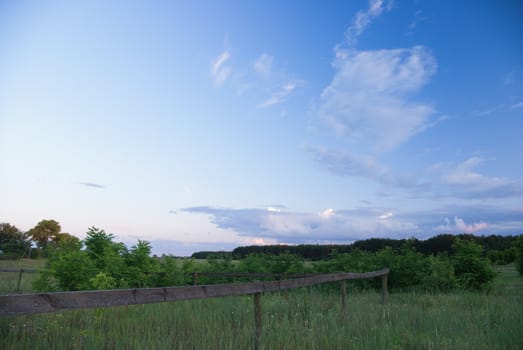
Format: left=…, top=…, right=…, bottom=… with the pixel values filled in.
left=0, top=268, right=39, bottom=273
left=190, top=272, right=320, bottom=285
left=0, top=269, right=389, bottom=317
left=190, top=272, right=318, bottom=278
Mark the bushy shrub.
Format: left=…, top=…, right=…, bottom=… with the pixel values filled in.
left=154, top=256, right=182, bottom=286
left=452, top=239, right=495, bottom=291
left=487, top=248, right=517, bottom=265
left=420, top=255, right=457, bottom=292
left=48, top=250, right=97, bottom=290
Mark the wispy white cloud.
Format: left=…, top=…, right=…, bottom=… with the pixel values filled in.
left=378, top=212, right=393, bottom=219
left=441, top=157, right=522, bottom=198
left=212, top=50, right=304, bottom=108
left=471, top=101, right=523, bottom=116
left=258, top=80, right=305, bottom=108
left=407, top=9, right=426, bottom=36
left=473, top=104, right=504, bottom=116
left=210, top=51, right=232, bottom=85
left=266, top=206, right=282, bottom=213
left=319, top=208, right=335, bottom=219
left=345, top=0, right=391, bottom=45
left=504, top=71, right=517, bottom=86
left=253, top=53, right=274, bottom=79
left=79, top=182, right=106, bottom=189
left=308, top=147, right=415, bottom=188
left=309, top=148, right=522, bottom=200
left=511, top=102, right=523, bottom=109
left=319, top=46, right=437, bottom=151
left=251, top=53, right=306, bottom=108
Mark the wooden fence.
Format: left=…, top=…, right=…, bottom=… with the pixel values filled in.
left=0, top=268, right=40, bottom=293
left=1, top=268, right=389, bottom=349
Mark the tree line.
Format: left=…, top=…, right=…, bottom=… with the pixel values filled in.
left=191, top=234, right=521, bottom=264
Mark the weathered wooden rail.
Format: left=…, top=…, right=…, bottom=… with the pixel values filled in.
left=190, top=271, right=319, bottom=285
left=1, top=268, right=389, bottom=350
left=0, top=268, right=39, bottom=273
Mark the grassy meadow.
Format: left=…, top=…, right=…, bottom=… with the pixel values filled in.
left=1, top=260, right=522, bottom=349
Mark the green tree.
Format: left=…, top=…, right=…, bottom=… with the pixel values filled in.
left=84, top=226, right=116, bottom=263
left=0, top=223, right=31, bottom=259
left=46, top=233, right=82, bottom=254
left=124, top=240, right=157, bottom=287
left=28, top=219, right=61, bottom=250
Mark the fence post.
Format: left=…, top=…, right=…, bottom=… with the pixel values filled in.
left=340, top=280, right=347, bottom=313
left=16, top=269, right=24, bottom=293
left=254, top=292, right=262, bottom=350
left=192, top=272, right=198, bottom=286
left=381, top=273, right=388, bottom=304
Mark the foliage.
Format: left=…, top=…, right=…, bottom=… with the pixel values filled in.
left=515, top=235, right=523, bottom=276
left=154, top=256, right=182, bottom=286
left=89, top=272, right=117, bottom=290
left=420, top=255, right=457, bottom=291
left=84, top=227, right=118, bottom=264
left=124, top=240, right=156, bottom=288
left=52, top=250, right=97, bottom=290
left=487, top=247, right=516, bottom=265
left=236, top=253, right=306, bottom=275
left=0, top=223, right=31, bottom=259
left=33, top=227, right=161, bottom=291
left=452, top=239, right=495, bottom=291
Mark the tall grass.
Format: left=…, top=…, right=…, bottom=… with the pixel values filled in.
left=1, top=263, right=522, bottom=349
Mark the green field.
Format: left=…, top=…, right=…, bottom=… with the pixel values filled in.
left=1, top=261, right=522, bottom=349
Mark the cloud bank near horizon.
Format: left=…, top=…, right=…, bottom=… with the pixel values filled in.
left=179, top=205, right=523, bottom=245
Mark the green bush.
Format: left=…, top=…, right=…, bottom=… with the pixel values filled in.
left=53, top=250, right=97, bottom=290
left=452, top=239, right=495, bottom=291
left=89, top=272, right=117, bottom=290
left=420, top=255, right=457, bottom=292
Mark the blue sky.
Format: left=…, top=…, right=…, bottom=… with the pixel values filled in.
left=1, top=0, right=522, bottom=256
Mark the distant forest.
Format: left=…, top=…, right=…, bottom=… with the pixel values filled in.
left=192, top=234, right=521, bottom=263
